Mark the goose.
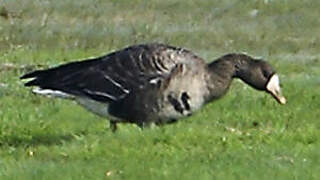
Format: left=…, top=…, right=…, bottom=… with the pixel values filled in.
left=21, top=43, right=286, bottom=131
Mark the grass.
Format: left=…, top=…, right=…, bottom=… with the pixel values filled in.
left=1, top=0, right=320, bottom=179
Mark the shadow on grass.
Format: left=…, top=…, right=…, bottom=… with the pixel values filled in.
left=0, top=133, right=76, bottom=147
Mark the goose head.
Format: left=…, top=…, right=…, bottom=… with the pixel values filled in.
left=233, top=54, right=286, bottom=104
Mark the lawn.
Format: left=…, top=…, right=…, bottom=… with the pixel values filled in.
left=0, top=0, right=320, bottom=179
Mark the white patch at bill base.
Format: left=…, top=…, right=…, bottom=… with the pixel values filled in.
left=266, top=74, right=280, bottom=92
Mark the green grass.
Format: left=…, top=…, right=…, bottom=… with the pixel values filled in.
left=1, top=0, right=320, bottom=179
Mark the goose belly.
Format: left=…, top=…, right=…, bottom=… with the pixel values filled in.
left=76, top=97, right=111, bottom=118
left=31, top=88, right=114, bottom=120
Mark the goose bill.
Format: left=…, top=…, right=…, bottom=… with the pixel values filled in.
left=266, top=74, right=286, bottom=104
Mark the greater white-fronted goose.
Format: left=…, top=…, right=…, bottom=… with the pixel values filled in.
left=21, top=43, right=286, bottom=131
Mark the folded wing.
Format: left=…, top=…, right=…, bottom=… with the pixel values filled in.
left=21, top=44, right=183, bottom=103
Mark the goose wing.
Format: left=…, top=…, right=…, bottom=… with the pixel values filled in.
left=21, top=44, right=197, bottom=103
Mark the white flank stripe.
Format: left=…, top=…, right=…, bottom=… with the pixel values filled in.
left=32, top=88, right=73, bottom=99
left=84, top=89, right=117, bottom=101
left=103, top=74, right=130, bottom=94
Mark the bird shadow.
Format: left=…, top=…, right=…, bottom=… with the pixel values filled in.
left=0, top=133, right=76, bottom=147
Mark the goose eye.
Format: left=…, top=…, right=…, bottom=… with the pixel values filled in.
left=262, top=70, right=270, bottom=79
left=262, top=68, right=275, bottom=81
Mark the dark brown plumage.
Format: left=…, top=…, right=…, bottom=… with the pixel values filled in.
left=21, top=43, right=286, bottom=131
